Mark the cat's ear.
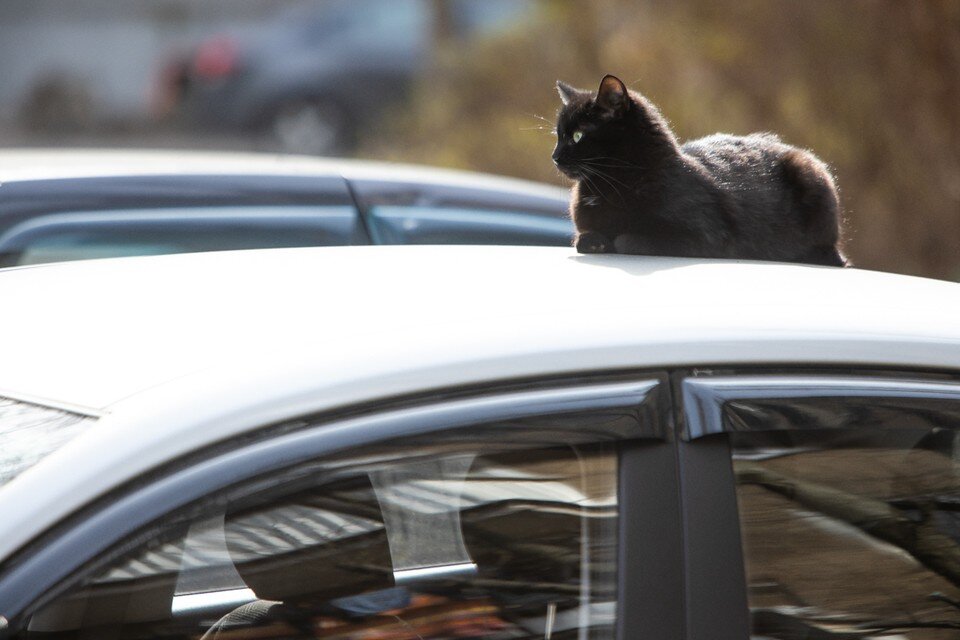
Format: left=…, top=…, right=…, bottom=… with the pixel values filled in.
left=596, top=75, right=629, bottom=115
left=556, top=80, right=579, bottom=106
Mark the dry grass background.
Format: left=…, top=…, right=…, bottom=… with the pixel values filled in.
left=360, top=0, right=960, bottom=279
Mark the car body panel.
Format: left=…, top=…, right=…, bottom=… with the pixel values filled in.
left=0, top=150, right=568, bottom=209
left=4, top=246, right=958, bottom=412
left=0, top=149, right=567, bottom=196
left=1, top=246, right=960, bottom=564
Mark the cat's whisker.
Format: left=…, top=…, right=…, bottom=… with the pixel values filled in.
left=578, top=165, right=628, bottom=208
left=584, top=166, right=632, bottom=208
left=523, top=113, right=559, bottom=136
left=579, top=159, right=626, bottom=174
left=519, top=126, right=556, bottom=135
left=576, top=170, right=602, bottom=200
left=592, top=172, right=631, bottom=192
left=581, top=162, right=636, bottom=171
left=583, top=155, right=643, bottom=166
left=578, top=161, right=639, bottom=206
left=580, top=163, right=632, bottom=190
left=580, top=156, right=644, bottom=170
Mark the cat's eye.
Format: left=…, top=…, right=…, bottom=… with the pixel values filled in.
left=572, top=130, right=584, bottom=143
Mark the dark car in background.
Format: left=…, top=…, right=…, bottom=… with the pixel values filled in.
left=161, top=0, right=530, bottom=154
left=0, top=149, right=571, bottom=268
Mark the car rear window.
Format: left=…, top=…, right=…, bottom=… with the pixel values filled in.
left=0, top=397, right=97, bottom=486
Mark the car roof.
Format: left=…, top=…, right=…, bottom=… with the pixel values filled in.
left=0, top=148, right=568, bottom=201
left=2, top=245, right=960, bottom=560
left=3, top=244, right=960, bottom=411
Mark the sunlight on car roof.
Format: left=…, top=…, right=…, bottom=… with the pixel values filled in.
left=0, top=397, right=97, bottom=487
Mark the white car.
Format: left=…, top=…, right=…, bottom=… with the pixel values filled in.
left=1, top=246, right=960, bottom=640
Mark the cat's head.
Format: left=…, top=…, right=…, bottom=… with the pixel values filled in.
left=552, top=74, right=674, bottom=179
left=552, top=75, right=632, bottom=179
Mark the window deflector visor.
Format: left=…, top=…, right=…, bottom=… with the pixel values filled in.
left=369, top=454, right=478, bottom=584
left=682, top=376, right=960, bottom=440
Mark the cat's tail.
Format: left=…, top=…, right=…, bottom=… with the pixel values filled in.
left=780, top=149, right=842, bottom=242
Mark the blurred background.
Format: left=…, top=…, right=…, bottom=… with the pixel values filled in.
left=1, top=0, right=957, bottom=278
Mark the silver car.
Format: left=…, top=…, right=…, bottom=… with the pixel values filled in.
left=0, top=149, right=572, bottom=268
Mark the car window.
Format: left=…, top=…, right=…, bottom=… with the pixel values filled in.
left=712, top=379, right=960, bottom=640
left=0, top=205, right=361, bottom=267
left=367, top=205, right=574, bottom=246
left=20, top=440, right=617, bottom=639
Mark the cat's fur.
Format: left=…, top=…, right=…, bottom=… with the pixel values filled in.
left=553, top=75, right=848, bottom=265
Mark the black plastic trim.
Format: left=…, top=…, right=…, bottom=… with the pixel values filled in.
left=676, top=434, right=750, bottom=640
left=617, top=439, right=684, bottom=640
left=682, top=374, right=960, bottom=439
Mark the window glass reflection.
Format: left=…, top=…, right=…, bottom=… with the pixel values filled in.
left=0, top=205, right=359, bottom=266
left=733, top=428, right=960, bottom=640
left=366, top=205, right=574, bottom=246
left=24, top=442, right=617, bottom=639
left=0, top=397, right=95, bottom=487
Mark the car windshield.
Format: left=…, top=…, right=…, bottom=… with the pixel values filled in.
left=0, top=397, right=97, bottom=487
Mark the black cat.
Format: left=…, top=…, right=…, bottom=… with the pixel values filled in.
left=553, top=75, right=848, bottom=266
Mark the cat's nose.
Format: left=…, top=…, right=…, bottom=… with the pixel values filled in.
left=551, top=148, right=562, bottom=165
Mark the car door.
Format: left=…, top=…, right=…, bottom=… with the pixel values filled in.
left=680, top=370, right=960, bottom=640
left=0, top=374, right=679, bottom=640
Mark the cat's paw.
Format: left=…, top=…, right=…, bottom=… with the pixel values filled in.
left=575, top=231, right=612, bottom=254
left=613, top=234, right=648, bottom=255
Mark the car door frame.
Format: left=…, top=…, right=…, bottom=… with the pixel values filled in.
left=0, top=372, right=682, bottom=640
left=12, top=367, right=949, bottom=640
left=676, top=367, right=960, bottom=640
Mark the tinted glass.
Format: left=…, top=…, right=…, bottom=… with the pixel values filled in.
left=732, top=426, right=960, bottom=639
left=0, top=205, right=360, bottom=266
left=367, top=205, right=574, bottom=246
left=23, top=441, right=616, bottom=639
